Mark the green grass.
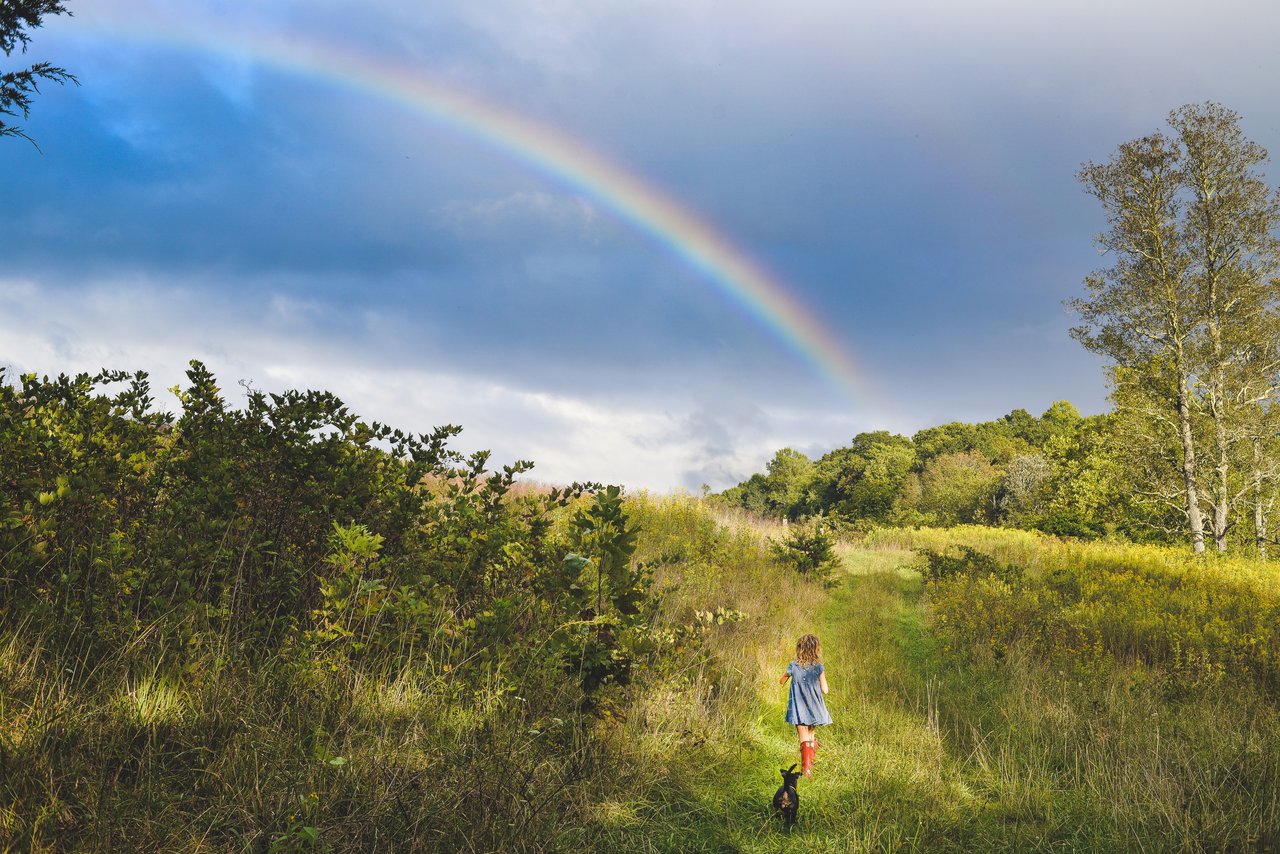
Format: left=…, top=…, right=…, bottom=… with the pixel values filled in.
left=6, top=504, right=1279, bottom=850
left=587, top=532, right=1280, bottom=851
left=580, top=544, right=973, bottom=852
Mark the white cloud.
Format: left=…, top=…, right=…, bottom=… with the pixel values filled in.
left=0, top=277, right=868, bottom=491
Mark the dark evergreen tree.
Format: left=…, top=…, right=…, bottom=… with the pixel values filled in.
left=2, top=0, right=76, bottom=144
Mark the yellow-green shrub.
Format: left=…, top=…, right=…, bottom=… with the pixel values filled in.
left=893, top=527, right=1280, bottom=691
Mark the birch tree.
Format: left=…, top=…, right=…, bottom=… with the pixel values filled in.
left=1172, top=103, right=1280, bottom=551
left=1072, top=103, right=1280, bottom=554
left=1072, top=127, right=1207, bottom=552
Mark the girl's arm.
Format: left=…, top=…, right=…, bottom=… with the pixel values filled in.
left=778, top=672, right=791, bottom=685
left=819, top=672, right=829, bottom=695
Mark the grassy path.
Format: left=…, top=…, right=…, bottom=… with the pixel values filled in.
left=607, top=541, right=1139, bottom=852
left=653, top=536, right=1280, bottom=854
left=671, top=546, right=987, bottom=853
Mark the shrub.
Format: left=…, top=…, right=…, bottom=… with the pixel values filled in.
left=911, top=529, right=1280, bottom=694
left=917, top=546, right=1023, bottom=586
left=0, top=364, right=767, bottom=851
left=1033, top=510, right=1106, bottom=540
left=770, top=522, right=840, bottom=586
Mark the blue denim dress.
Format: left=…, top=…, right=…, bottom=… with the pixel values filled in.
left=784, top=661, right=832, bottom=726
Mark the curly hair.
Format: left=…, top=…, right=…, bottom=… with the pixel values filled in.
left=795, top=633, right=821, bottom=666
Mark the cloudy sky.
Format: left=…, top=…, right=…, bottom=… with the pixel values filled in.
left=4, top=0, right=1279, bottom=490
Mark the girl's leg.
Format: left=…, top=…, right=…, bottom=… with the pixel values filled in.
left=796, top=725, right=816, bottom=776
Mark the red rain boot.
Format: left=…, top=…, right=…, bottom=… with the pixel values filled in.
left=800, top=740, right=816, bottom=777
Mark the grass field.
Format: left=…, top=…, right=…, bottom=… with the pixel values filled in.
left=6, top=501, right=1280, bottom=850
left=580, top=542, right=992, bottom=851
left=583, top=522, right=1280, bottom=852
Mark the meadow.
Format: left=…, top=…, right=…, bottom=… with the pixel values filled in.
left=4, top=367, right=1280, bottom=851
left=565, top=522, right=1280, bottom=851
left=7, top=498, right=1280, bottom=850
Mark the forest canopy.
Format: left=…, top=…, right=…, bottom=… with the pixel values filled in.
left=714, top=401, right=1137, bottom=541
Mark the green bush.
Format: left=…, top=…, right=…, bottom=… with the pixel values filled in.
left=917, top=545, right=1023, bottom=586
left=1033, top=510, right=1106, bottom=539
left=915, top=531, right=1280, bottom=693
left=0, top=362, right=794, bottom=851
left=770, top=521, right=840, bottom=586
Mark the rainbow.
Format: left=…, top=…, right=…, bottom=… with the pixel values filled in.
left=75, top=6, right=877, bottom=408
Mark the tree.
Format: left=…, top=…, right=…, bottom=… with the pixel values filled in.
left=1247, top=408, right=1280, bottom=557
left=912, top=422, right=980, bottom=461
left=996, top=453, right=1052, bottom=524
left=1001, top=408, right=1044, bottom=446
left=911, top=450, right=1002, bottom=527
left=1099, top=372, right=1194, bottom=539
left=770, top=520, right=839, bottom=586
left=2, top=1, right=76, bottom=144
left=1041, top=401, right=1083, bottom=436
left=717, top=448, right=813, bottom=519
left=1071, top=103, right=1280, bottom=554
left=763, top=447, right=814, bottom=518
left=1073, top=123, right=1202, bottom=551
left=810, top=431, right=915, bottom=521
left=719, top=472, right=771, bottom=516
left=1171, top=104, right=1280, bottom=551
left=912, top=418, right=1032, bottom=466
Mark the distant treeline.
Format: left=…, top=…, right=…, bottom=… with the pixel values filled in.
left=714, top=402, right=1151, bottom=542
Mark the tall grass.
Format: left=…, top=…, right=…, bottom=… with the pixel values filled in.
left=869, top=524, right=1280, bottom=589
left=0, top=493, right=812, bottom=852
left=865, top=527, right=1280, bottom=849
left=873, top=526, right=1280, bottom=690
left=8, top=503, right=1278, bottom=850
left=0, top=628, right=583, bottom=850
left=561, top=493, right=817, bottom=851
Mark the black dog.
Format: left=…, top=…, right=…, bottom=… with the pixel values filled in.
left=772, top=763, right=801, bottom=828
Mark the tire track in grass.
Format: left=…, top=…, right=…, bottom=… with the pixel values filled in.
left=606, top=543, right=1031, bottom=852
left=708, top=545, right=988, bottom=853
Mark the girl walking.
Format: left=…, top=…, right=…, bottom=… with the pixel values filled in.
left=779, top=633, right=831, bottom=777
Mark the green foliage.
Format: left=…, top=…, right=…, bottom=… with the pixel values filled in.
left=304, top=522, right=447, bottom=661
left=916, top=545, right=1023, bottom=587
left=0, top=362, right=668, bottom=706
left=553, top=485, right=661, bottom=705
left=1, top=0, right=77, bottom=144
left=810, top=431, right=915, bottom=522
left=717, top=447, right=813, bottom=519
left=716, top=402, right=1114, bottom=538
left=909, top=450, right=1002, bottom=526
left=910, top=528, right=1280, bottom=693
left=1033, top=510, right=1106, bottom=540
left=0, top=362, right=479, bottom=653
left=770, top=521, right=839, bottom=586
